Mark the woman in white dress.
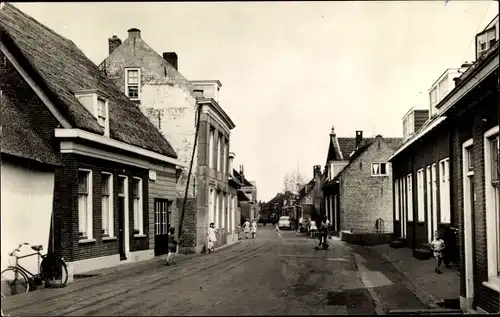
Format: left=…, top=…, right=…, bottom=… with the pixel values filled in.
left=309, top=219, right=318, bottom=238
left=207, top=222, right=217, bottom=253
left=251, top=219, right=258, bottom=239
left=241, top=219, right=251, bottom=239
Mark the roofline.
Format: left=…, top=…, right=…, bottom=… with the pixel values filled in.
left=191, top=80, right=222, bottom=88
left=388, top=116, right=447, bottom=162
left=55, top=128, right=187, bottom=168
left=197, top=98, right=236, bottom=129
left=0, top=37, right=72, bottom=129
left=484, top=14, right=499, bottom=31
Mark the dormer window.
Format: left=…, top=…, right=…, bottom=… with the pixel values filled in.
left=74, top=89, right=110, bottom=137
left=476, top=27, right=497, bottom=59
left=125, top=68, right=140, bottom=100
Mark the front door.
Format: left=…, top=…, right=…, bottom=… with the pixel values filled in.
left=431, top=164, right=438, bottom=238
left=426, top=166, right=433, bottom=243
left=462, top=140, right=475, bottom=311
left=118, top=196, right=126, bottom=260
left=154, top=199, right=170, bottom=256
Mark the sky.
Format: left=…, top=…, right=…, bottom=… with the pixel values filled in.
left=12, top=1, right=499, bottom=202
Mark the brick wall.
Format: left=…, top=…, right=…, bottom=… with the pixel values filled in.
left=339, top=137, right=395, bottom=233
left=54, top=153, right=150, bottom=262
left=176, top=197, right=197, bottom=253
left=449, top=79, right=499, bottom=312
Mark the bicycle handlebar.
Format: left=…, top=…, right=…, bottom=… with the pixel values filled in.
left=8, top=242, right=29, bottom=256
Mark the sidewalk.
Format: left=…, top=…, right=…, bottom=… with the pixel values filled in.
left=368, top=244, right=460, bottom=308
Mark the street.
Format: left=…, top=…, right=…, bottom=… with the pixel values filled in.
left=2, top=227, right=429, bottom=316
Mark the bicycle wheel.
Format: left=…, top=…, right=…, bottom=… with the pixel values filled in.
left=40, top=253, right=68, bottom=288
left=1, top=267, right=30, bottom=297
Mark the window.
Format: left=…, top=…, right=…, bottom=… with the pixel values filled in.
left=217, top=134, right=222, bottom=172
left=221, top=193, right=226, bottom=229
left=439, top=158, right=451, bottom=223
left=209, top=127, right=215, bottom=168
left=101, top=173, right=114, bottom=237
left=394, top=179, right=400, bottom=221
left=215, top=191, right=220, bottom=228
left=97, top=97, right=106, bottom=128
left=125, top=68, right=140, bottom=100
left=78, top=169, right=93, bottom=240
left=417, top=169, right=425, bottom=222
left=154, top=199, right=170, bottom=236
left=477, top=28, right=497, bottom=58
left=467, top=148, right=474, bottom=171
left=484, top=127, right=500, bottom=283
left=407, top=174, right=413, bottom=221
left=223, top=140, right=228, bottom=175
left=371, top=163, right=388, bottom=176
left=132, top=177, right=143, bottom=235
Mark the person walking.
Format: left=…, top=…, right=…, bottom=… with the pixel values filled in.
left=251, top=219, right=258, bottom=239
left=275, top=222, right=281, bottom=237
left=431, top=230, right=445, bottom=274
left=166, top=227, right=178, bottom=265
left=298, top=216, right=303, bottom=232
left=242, top=218, right=251, bottom=239
left=309, top=219, right=318, bottom=238
left=207, top=222, right=217, bottom=254
left=318, top=216, right=329, bottom=247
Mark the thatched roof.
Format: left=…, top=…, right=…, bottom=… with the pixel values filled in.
left=0, top=3, right=177, bottom=158
left=1, top=94, right=62, bottom=166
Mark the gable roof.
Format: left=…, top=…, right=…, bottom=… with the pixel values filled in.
left=328, top=136, right=402, bottom=183
left=1, top=94, right=62, bottom=166
left=233, top=169, right=254, bottom=187
left=0, top=4, right=177, bottom=158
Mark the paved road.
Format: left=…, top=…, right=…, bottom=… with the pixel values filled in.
left=1, top=228, right=428, bottom=316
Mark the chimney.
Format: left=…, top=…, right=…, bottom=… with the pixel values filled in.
left=313, top=165, right=321, bottom=177
left=193, top=89, right=204, bottom=99
left=355, top=130, right=363, bottom=149
left=108, top=35, right=122, bottom=55
left=461, top=61, right=473, bottom=68
left=163, top=52, right=178, bottom=70
left=127, top=28, right=141, bottom=40
left=240, top=165, right=245, bottom=183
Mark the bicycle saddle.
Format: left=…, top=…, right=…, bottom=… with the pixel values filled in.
left=31, top=245, right=43, bottom=251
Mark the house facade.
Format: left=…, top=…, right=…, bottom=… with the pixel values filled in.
left=100, top=29, right=238, bottom=253
left=388, top=15, right=499, bottom=314
left=322, top=127, right=402, bottom=234
left=0, top=4, right=185, bottom=278
left=297, top=166, right=325, bottom=223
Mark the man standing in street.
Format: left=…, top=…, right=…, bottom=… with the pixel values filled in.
left=298, top=216, right=304, bottom=232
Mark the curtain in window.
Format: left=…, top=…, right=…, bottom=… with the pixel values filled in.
left=78, top=195, right=87, bottom=237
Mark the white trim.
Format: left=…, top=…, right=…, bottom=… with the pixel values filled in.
left=97, top=96, right=110, bottom=137
left=371, top=162, right=388, bottom=177
left=483, top=125, right=500, bottom=284
left=401, top=177, right=407, bottom=238
left=439, top=158, right=451, bottom=224
left=55, top=128, right=186, bottom=168
left=388, top=117, right=447, bottom=161
left=0, top=39, right=72, bottom=129
left=395, top=179, right=400, bottom=221
left=426, top=165, right=433, bottom=243
left=78, top=168, right=93, bottom=240
left=118, top=175, right=130, bottom=257
left=101, top=172, right=115, bottom=238
left=125, top=67, right=141, bottom=101
left=201, top=105, right=232, bottom=135
left=132, top=177, right=144, bottom=236
left=462, top=138, right=475, bottom=309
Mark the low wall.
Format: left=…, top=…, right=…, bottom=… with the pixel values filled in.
left=340, top=231, right=393, bottom=246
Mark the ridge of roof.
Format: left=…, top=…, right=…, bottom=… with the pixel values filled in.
left=0, top=3, right=178, bottom=158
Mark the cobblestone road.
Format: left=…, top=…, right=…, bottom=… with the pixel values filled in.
left=1, top=228, right=428, bottom=316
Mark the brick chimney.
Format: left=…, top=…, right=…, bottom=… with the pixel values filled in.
left=355, top=130, right=363, bottom=149
left=127, top=28, right=141, bottom=40
left=239, top=165, right=245, bottom=183
left=163, top=52, right=178, bottom=70
left=108, top=35, right=122, bottom=55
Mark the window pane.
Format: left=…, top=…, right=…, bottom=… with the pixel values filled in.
left=102, top=174, right=110, bottom=195
left=127, top=70, right=139, bottom=84
left=128, top=86, right=139, bottom=98
left=372, top=163, right=379, bottom=175
left=133, top=179, right=140, bottom=197
left=118, top=177, right=125, bottom=195
left=491, top=137, right=499, bottom=182
left=78, top=171, right=88, bottom=193
left=78, top=195, right=87, bottom=237
left=381, top=163, right=387, bottom=175
left=468, top=148, right=473, bottom=170
left=134, top=198, right=139, bottom=230
left=102, top=196, right=109, bottom=235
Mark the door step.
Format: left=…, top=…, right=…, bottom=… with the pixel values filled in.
left=390, top=239, right=406, bottom=249
left=413, top=248, right=433, bottom=260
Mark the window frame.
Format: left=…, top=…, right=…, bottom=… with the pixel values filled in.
left=132, top=177, right=144, bottom=236
left=208, top=127, right=215, bottom=169
left=439, top=158, right=451, bottom=224
left=371, top=162, right=388, bottom=177
left=476, top=26, right=497, bottom=58
left=125, top=67, right=141, bottom=100
left=101, top=172, right=114, bottom=238
left=417, top=168, right=425, bottom=222
left=394, top=179, right=400, bottom=221
left=78, top=169, right=93, bottom=241
left=407, top=174, right=413, bottom=222
left=483, top=125, right=500, bottom=291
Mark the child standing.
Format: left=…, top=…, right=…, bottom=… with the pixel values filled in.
left=166, top=227, right=178, bottom=266
left=251, top=219, right=258, bottom=239
left=431, top=230, right=445, bottom=274
left=242, top=219, right=251, bottom=239
left=275, top=222, right=281, bottom=237
left=207, top=222, right=217, bottom=254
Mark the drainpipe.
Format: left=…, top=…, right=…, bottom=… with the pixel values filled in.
left=178, top=103, right=202, bottom=246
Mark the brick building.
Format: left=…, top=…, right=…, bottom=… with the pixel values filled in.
left=100, top=29, right=239, bottom=253
left=388, top=15, right=499, bottom=314
left=297, top=166, right=325, bottom=223
left=322, top=126, right=402, bottom=233
left=0, top=4, right=185, bottom=277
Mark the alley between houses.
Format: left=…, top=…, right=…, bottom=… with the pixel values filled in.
left=1, top=228, right=434, bottom=316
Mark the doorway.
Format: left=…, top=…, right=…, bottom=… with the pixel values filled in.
left=117, top=175, right=128, bottom=261
left=426, top=165, right=433, bottom=243
left=431, top=163, right=438, bottom=238
left=462, top=139, right=475, bottom=311
left=401, top=177, right=407, bottom=238
left=154, top=199, right=170, bottom=256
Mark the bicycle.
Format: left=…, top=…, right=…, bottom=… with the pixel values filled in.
left=1, top=242, right=68, bottom=297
